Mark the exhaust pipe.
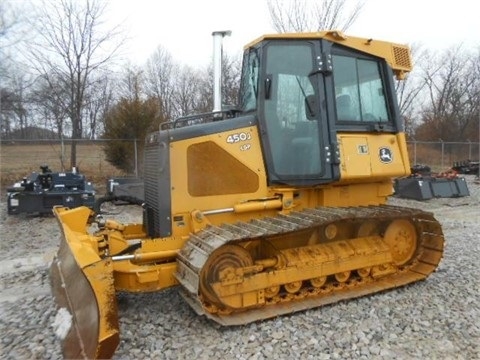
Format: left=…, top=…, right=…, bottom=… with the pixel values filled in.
left=212, top=30, right=231, bottom=114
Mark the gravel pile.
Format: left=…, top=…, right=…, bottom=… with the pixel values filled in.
left=1, top=176, right=479, bottom=359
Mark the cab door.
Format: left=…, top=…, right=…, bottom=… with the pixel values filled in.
left=257, top=40, right=338, bottom=186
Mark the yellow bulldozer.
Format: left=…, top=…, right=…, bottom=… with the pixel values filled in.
left=50, top=30, right=444, bottom=359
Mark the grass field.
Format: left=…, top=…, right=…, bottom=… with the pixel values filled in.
left=0, top=142, right=127, bottom=192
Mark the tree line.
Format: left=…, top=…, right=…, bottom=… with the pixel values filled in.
left=1, top=0, right=479, bottom=173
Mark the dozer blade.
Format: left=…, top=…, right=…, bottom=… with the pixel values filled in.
left=50, top=206, right=119, bottom=359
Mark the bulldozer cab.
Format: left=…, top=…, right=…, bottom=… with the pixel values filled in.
left=240, top=35, right=402, bottom=186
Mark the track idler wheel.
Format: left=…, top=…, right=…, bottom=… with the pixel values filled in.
left=383, top=219, right=418, bottom=265
left=199, top=244, right=253, bottom=308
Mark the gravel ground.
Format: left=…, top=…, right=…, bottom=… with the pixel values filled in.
left=1, top=176, right=479, bottom=359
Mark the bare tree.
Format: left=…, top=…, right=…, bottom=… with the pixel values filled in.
left=31, top=73, right=70, bottom=137
left=0, top=0, right=14, bottom=38
left=0, top=65, right=36, bottom=139
left=415, top=46, right=480, bottom=142
left=194, top=53, right=242, bottom=114
left=173, top=65, right=203, bottom=117
left=0, top=0, right=26, bottom=55
left=144, top=46, right=178, bottom=123
left=115, top=65, right=146, bottom=102
left=0, top=88, right=19, bottom=137
left=267, top=0, right=365, bottom=33
left=220, top=53, right=241, bottom=108
left=28, top=0, right=124, bottom=168
left=1, top=1, right=32, bottom=138
left=395, top=44, right=428, bottom=138
left=84, top=74, right=113, bottom=139
left=6, top=73, right=29, bottom=137
left=143, top=46, right=241, bottom=121
left=30, top=73, right=71, bottom=167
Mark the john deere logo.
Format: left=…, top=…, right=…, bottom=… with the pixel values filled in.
left=379, top=147, right=393, bottom=163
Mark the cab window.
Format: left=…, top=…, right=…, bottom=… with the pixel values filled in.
left=239, top=50, right=259, bottom=112
left=332, top=54, right=390, bottom=123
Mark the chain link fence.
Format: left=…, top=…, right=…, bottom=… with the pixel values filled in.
left=407, top=141, right=480, bottom=172
left=0, top=139, right=139, bottom=190
left=1, top=139, right=479, bottom=190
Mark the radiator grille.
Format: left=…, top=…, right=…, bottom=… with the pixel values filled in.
left=144, top=140, right=162, bottom=236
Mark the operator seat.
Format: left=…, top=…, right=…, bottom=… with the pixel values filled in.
left=336, top=94, right=353, bottom=120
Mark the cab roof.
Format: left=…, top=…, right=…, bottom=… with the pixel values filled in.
left=244, top=30, right=412, bottom=79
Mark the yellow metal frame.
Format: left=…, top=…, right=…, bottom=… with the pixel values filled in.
left=244, top=30, right=412, bottom=79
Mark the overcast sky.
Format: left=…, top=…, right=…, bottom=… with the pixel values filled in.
left=108, top=0, right=478, bottom=67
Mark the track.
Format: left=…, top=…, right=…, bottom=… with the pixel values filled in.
left=175, top=205, right=444, bottom=325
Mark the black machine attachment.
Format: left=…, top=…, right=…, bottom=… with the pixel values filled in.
left=6, top=165, right=95, bottom=215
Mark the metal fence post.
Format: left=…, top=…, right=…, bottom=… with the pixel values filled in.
left=413, top=140, right=417, bottom=165
left=439, top=138, right=444, bottom=170
left=134, top=139, right=138, bottom=178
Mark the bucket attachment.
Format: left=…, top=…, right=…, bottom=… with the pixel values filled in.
left=50, top=207, right=119, bottom=359
left=394, top=175, right=470, bottom=200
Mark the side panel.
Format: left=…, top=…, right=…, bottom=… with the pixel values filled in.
left=169, top=125, right=268, bottom=218
left=338, top=132, right=410, bottom=181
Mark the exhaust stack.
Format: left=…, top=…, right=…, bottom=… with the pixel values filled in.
left=212, top=30, right=231, bottom=113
